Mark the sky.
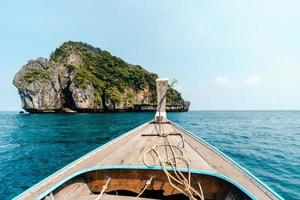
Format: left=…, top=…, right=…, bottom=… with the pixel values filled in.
left=1, top=0, right=300, bottom=110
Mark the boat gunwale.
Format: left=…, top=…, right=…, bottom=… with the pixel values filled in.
left=35, top=165, right=258, bottom=200
left=12, top=121, right=151, bottom=200
left=171, top=121, right=284, bottom=200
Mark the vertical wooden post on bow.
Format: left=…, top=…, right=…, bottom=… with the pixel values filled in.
left=155, top=78, right=168, bottom=124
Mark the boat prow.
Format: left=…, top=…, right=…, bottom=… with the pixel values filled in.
left=14, top=79, right=283, bottom=200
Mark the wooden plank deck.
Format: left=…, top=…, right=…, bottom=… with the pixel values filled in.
left=16, top=121, right=279, bottom=200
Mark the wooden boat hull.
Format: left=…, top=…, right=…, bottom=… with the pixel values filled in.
left=13, top=121, right=283, bottom=200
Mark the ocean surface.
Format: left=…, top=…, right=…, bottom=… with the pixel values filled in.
left=0, top=111, right=299, bottom=200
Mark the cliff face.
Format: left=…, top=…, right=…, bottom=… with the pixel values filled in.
left=13, top=41, right=190, bottom=113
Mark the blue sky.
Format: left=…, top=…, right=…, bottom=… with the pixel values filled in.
left=1, top=0, right=300, bottom=110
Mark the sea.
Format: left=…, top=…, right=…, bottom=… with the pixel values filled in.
left=0, top=111, right=299, bottom=200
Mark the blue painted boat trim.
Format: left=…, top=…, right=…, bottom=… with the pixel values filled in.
left=36, top=165, right=257, bottom=200
left=171, top=121, right=285, bottom=200
left=12, top=121, right=150, bottom=200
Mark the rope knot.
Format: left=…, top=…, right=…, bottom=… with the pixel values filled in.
left=184, top=185, right=191, bottom=191
left=146, top=176, right=154, bottom=185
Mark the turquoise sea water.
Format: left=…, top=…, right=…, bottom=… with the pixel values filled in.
left=0, top=111, right=299, bottom=200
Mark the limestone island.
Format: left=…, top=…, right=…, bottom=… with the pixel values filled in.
left=13, top=41, right=190, bottom=113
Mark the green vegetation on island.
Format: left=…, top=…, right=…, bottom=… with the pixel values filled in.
left=50, top=41, right=183, bottom=106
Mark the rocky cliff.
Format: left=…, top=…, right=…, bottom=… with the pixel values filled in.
left=13, top=41, right=190, bottom=113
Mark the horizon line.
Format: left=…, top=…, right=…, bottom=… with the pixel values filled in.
left=1, top=109, right=300, bottom=112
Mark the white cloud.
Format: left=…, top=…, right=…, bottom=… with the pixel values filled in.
left=244, top=75, right=261, bottom=87
left=215, top=76, right=230, bottom=85
left=214, top=75, right=262, bottom=88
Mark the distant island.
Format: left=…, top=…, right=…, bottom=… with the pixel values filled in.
left=13, top=41, right=190, bottom=113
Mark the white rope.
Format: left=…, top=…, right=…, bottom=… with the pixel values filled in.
left=95, top=178, right=111, bottom=200
left=136, top=176, right=154, bottom=197
left=198, top=181, right=204, bottom=200
left=142, top=131, right=205, bottom=200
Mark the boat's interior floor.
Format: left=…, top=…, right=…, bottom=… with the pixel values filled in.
left=19, top=121, right=278, bottom=200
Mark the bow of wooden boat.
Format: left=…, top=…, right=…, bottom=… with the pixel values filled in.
left=14, top=79, right=283, bottom=200
left=15, top=120, right=282, bottom=200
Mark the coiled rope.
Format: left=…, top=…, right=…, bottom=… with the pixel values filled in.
left=142, top=126, right=205, bottom=200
